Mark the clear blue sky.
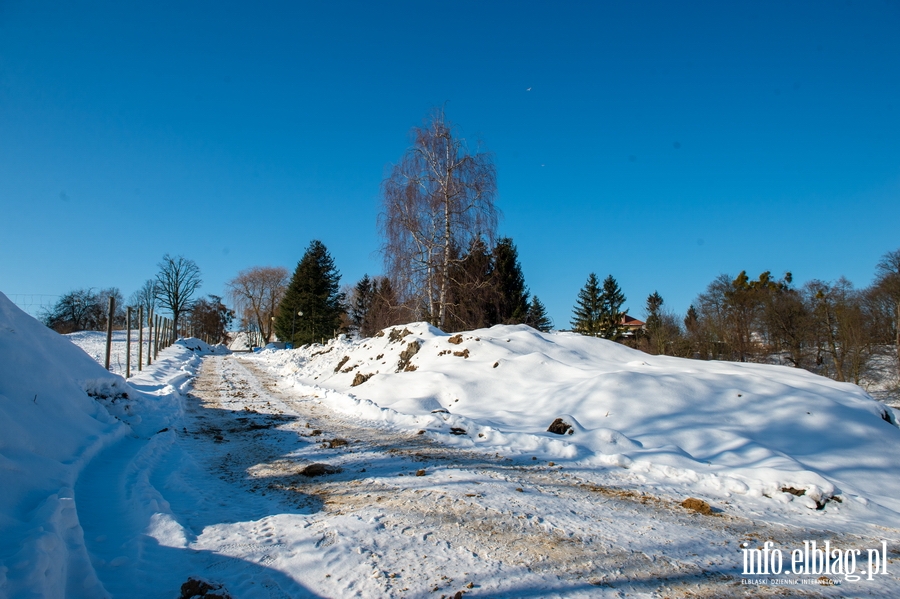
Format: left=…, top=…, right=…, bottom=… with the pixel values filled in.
left=2, top=1, right=898, bottom=327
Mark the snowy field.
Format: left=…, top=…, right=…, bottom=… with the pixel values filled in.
left=3, top=290, right=900, bottom=598
left=66, top=329, right=153, bottom=377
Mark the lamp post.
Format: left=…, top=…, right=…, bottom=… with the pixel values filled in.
left=291, top=310, right=303, bottom=347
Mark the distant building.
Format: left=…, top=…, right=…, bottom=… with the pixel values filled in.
left=620, top=314, right=645, bottom=336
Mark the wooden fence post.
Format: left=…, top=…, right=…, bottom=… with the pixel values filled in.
left=126, top=306, right=132, bottom=378
left=147, top=308, right=154, bottom=366
left=138, top=306, right=143, bottom=372
left=154, top=315, right=160, bottom=359
left=104, top=296, right=115, bottom=371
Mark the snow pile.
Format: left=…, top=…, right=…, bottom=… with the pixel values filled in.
left=67, top=336, right=227, bottom=428
left=0, top=291, right=224, bottom=598
left=0, top=292, right=128, bottom=597
left=251, top=322, right=900, bottom=521
left=227, top=331, right=253, bottom=351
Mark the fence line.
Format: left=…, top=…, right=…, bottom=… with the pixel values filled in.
left=98, top=305, right=177, bottom=377
left=13, top=291, right=211, bottom=376
left=7, top=294, right=60, bottom=318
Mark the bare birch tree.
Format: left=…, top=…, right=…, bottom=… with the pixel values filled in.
left=226, top=266, right=288, bottom=343
left=379, top=110, right=498, bottom=329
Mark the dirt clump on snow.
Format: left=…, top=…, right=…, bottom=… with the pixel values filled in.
left=333, top=356, right=350, bottom=373
left=453, top=348, right=470, bottom=358
left=351, top=372, right=374, bottom=386
left=300, top=463, right=342, bottom=477
left=389, top=327, right=413, bottom=342
left=179, top=577, right=231, bottom=599
left=681, top=497, right=712, bottom=515
left=448, top=334, right=463, bottom=345
left=397, top=340, right=421, bottom=372
left=547, top=418, right=573, bottom=435
left=582, top=484, right=663, bottom=506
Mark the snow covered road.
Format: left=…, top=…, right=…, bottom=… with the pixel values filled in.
left=73, top=353, right=898, bottom=598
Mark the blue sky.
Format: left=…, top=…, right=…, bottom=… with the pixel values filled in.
left=2, top=1, right=898, bottom=327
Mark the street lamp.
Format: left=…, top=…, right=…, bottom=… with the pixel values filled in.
left=291, top=310, right=303, bottom=347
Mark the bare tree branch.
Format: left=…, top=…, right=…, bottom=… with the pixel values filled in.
left=154, top=254, right=202, bottom=338
left=226, top=266, right=288, bottom=343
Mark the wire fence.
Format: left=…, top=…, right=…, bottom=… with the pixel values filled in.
left=9, top=292, right=178, bottom=378
left=7, top=294, right=60, bottom=319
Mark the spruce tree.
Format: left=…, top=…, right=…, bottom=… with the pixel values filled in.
left=571, top=273, right=603, bottom=335
left=526, top=295, right=553, bottom=332
left=350, top=274, right=375, bottom=334
left=492, top=237, right=529, bottom=324
left=645, top=291, right=664, bottom=353
left=645, top=291, right=663, bottom=332
left=599, top=275, right=627, bottom=340
left=275, top=240, right=345, bottom=346
left=684, top=304, right=699, bottom=332
left=446, top=237, right=495, bottom=331
left=364, top=277, right=401, bottom=336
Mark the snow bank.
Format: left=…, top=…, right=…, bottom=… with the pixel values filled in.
left=250, top=322, right=900, bottom=522
left=0, top=292, right=128, bottom=597
left=0, top=291, right=224, bottom=598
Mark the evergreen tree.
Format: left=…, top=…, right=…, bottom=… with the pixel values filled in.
left=492, top=237, right=529, bottom=324
left=571, top=273, right=603, bottom=335
left=364, top=277, right=404, bottom=336
left=275, top=240, right=345, bottom=346
left=446, top=237, right=496, bottom=331
left=684, top=304, right=699, bottom=332
left=599, top=275, right=628, bottom=340
left=526, top=295, right=553, bottom=332
left=350, top=274, right=375, bottom=334
left=645, top=291, right=665, bottom=354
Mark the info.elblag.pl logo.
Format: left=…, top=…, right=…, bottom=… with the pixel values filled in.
left=741, top=540, right=890, bottom=583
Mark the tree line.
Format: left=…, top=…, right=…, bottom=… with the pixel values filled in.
left=234, top=234, right=552, bottom=349
left=567, top=249, right=900, bottom=384
left=43, top=254, right=233, bottom=344
left=39, top=109, right=899, bottom=389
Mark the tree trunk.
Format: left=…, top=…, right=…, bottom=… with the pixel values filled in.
left=824, top=310, right=845, bottom=382
left=438, top=198, right=451, bottom=329
left=895, top=302, right=900, bottom=378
